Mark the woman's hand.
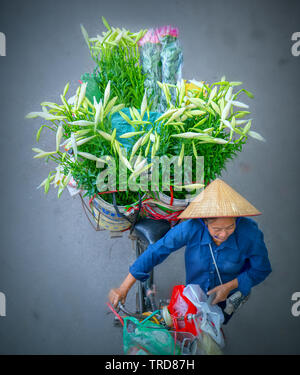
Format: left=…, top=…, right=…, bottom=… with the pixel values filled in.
left=108, top=287, right=128, bottom=309
left=207, top=278, right=238, bottom=305
left=108, top=273, right=137, bottom=309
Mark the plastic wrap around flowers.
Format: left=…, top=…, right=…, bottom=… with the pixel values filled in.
left=138, top=25, right=183, bottom=112
left=138, top=26, right=179, bottom=45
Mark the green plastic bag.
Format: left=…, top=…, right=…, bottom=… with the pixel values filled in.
left=80, top=72, right=102, bottom=103
left=123, top=316, right=181, bottom=355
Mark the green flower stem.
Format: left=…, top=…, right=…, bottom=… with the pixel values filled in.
left=43, top=125, right=56, bottom=132
left=48, top=155, right=61, bottom=163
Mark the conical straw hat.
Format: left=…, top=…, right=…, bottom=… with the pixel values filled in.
left=178, top=178, right=261, bottom=219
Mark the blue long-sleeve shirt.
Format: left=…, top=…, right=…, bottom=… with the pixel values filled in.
left=129, top=217, right=272, bottom=296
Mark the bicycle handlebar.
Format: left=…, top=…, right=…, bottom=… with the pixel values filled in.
left=118, top=302, right=135, bottom=316
left=117, top=302, right=149, bottom=320
left=117, top=302, right=202, bottom=323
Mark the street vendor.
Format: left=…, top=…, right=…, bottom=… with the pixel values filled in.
left=108, top=178, right=272, bottom=324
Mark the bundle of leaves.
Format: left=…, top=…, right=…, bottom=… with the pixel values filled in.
left=81, top=17, right=147, bottom=109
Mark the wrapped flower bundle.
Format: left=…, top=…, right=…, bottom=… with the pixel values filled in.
left=157, top=25, right=183, bottom=112
left=138, top=25, right=183, bottom=112
left=138, top=28, right=162, bottom=111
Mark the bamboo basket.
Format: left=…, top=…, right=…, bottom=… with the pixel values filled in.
left=90, top=195, right=139, bottom=232
left=157, top=191, right=189, bottom=210
left=79, top=192, right=143, bottom=236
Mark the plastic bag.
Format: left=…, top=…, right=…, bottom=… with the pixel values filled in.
left=168, top=285, right=198, bottom=335
left=138, top=26, right=183, bottom=112
left=110, top=108, right=163, bottom=154
left=138, top=29, right=162, bottom=111
left=183, top=284, right=225, bottom=347
left=123, top=316, right=181, bottom=355
left=80, top=72, right=102, bottom=102
left=158, top=27, right=183, bottom=112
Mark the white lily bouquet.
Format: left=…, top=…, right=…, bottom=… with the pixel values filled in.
left=26, top=17, right=265, bottom=212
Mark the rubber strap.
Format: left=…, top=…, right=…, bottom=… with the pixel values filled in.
left=112, top=192, right=142, bottom=233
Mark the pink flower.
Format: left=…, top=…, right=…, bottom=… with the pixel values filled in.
left=138, top=25, right=179, bottom=46
left=138, top=29, right=160, bottom=46
left=156, top=25, right=179, bottom=39
left=151, top=29, right=160, bottom=43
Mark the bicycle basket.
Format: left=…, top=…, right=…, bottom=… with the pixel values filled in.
left=123, top=316, right=182, bottom=355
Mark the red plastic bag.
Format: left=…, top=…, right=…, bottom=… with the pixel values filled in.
left=168, top=285, right=198, bottom=336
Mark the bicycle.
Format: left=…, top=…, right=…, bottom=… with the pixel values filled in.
left=109, top=216, right=172, bottom=323
left=107, top=204, right=224, bottom=355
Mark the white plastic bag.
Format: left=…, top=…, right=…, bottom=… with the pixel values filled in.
left=183, top=284, right=225, bottom=348
left=171, top=293, right=189, bottom=329
left=66, top=176, right=82, bottom=196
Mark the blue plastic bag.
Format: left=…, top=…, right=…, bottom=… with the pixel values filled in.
left=111, top=108, right=163, bottom=153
